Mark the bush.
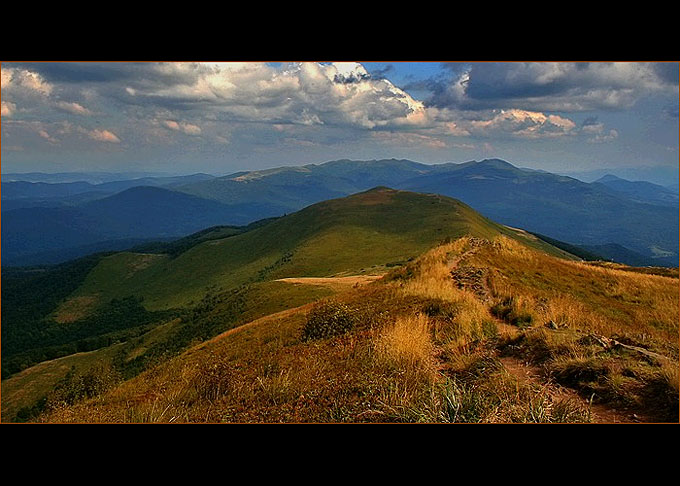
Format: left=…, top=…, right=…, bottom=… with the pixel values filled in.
left=45, top=364, right=121, bottom=410
left=303, top=300, right=356, bottom=340
left=194, top=356, right=233, bottom=401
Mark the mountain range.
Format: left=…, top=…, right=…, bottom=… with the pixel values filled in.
left=2, top=158, right=678, bottom=267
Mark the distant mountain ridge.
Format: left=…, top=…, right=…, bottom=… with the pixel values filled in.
left=592, top=174, right=679, bottom=207
left=176, top=158, right=679, bottom=266
left=1, top=173, right=216, bottom=211
left=3, top=158, right=678, bottom=267
left=2, top=186, right=241, bottom=265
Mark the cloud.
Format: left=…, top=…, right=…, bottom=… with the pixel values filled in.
left=161, top=119, right=201, bottom=135
left=1, top=100, right=16, bottom=117
left=0, top=62, right=639, bottom=159
left=3, top=62, right=591, bottom=143
left=587, top=128, right=618, bottom=144
left=55, top=101, right=92, bottom=115
left=162, top=119, right=180, bottom=131
left=1, top=67, right=53, bottom=96
left=578, top=116, right=618, bottom=143
left=181, top=123, right=201, bottom=135
left=80, top=62, right=431, bottom=131
left=428, top=62, right=678, bottom=112
left=38, top=129, right=59, bottom=144
left=467, top=109, right=577, bottom=139
left=88, top=129, right=121, bottom=143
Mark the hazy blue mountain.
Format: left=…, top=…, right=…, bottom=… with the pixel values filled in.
left=560, top=166, right=679, bottom=186
left=2, top=173, right=217, bottom=211
left=397, top=159, right=678, bottom=261
left=2, top=207, right=106, bottom=263
left=593, top=174, right=679, bottom=207
left=2, top=171, right=178, bottom=184
left=1, top=186, right=249, bottom=266
left=1, top=181, right=97, bottom=199
left=1, top=191, right=114, bottom=211
left=4, top=159, right=678, bottom=267
left=177, top=158, right=677, bottom=265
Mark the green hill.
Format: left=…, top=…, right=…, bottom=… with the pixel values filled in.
left=66, top=187, right=576, bottom=311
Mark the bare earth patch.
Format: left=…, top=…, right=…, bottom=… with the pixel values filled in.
left=275, top=275, right=382, bottom=292
left=125, top=253, right=164, bottom=277
left=53, top=295, right=99, bottom=324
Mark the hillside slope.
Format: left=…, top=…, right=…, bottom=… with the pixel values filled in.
left=64, top=187, right=575, bottom=311
left=1, top=187, right=575, bottom=411
left=35, top=235, right=678, bottom=423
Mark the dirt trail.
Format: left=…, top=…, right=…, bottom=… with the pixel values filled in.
left=447, top=240, right=653, bottom=423
left=498, top=355, right=649, bottom=423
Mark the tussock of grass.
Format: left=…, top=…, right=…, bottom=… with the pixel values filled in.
left=302, top=300, right=356, bottom=341
left=375, top=314, right=435, bottom=373
left=418, top=353, right=591, bottom=423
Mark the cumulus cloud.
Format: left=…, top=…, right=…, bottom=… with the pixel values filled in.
left=588, top=129, right=618, bottom=143
left=101, top=62, right=430, bottom=131
left=38, top=129, right=59, bottom=144
left=428, top=62, right=678, bottom=112
left=4, top=62, right=605, bottom=143
left=578, top=116, right=619, bottom=143
left=88, top=129, right=121, bottom=143
left=161, top=119, right=202, bottom=135
left=55, top=101, right=92, bottom=115
left=2, top=61, right=650, bottom=162
left=467, top=109, right=577, bottom=139
left=1, top=67, right=53, bottom=96
left=1, top=100, right=16, bottom=117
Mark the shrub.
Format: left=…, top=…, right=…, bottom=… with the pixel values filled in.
left=303, top=300, right=356, bottom=340
left=45, top=364, right=121, bottom=410
left=193, top=357, right=234, bottom=401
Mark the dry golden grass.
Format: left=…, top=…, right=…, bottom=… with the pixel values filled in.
left=34, top=235, right=679, bottom=423
left=375, top=314, right=435, bottom=372
left=481, top=236, right=679, bottom=348
left=396, top=239, right=493, bottom=351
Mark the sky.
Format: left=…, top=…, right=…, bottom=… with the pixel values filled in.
left=1, top=61, right=678, bottom=178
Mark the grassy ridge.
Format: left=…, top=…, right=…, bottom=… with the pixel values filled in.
left=66, top=188, right=576, bottom=311
left=36, top=236, right=678, bottom=423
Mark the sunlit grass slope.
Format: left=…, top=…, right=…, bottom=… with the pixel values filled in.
left=67, top=187, right=574, bottom=311
left=39, top=235, right=677, bottom=423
